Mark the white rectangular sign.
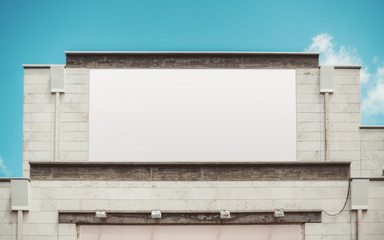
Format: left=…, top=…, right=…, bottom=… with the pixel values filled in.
left=80, top=225, right=303, bottom=240
left=89, top=69, right=296, bottom=162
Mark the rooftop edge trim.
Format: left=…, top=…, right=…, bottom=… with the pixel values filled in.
left=65, top=51, right=320, bottom=55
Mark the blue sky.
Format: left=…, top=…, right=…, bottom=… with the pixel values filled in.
left=0, top=0, right=383, bottom=177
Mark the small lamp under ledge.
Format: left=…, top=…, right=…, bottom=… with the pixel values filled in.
left=151, top=210, right=162, bottom=219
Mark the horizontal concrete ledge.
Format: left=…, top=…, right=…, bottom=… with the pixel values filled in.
left=59, top=209, right=322, bottom=214
left=28, top=161, right=351, bottom=165
left=65, top=51, right=320, bottom=55
left=23, top=64, right=65, bottom=69
left=0, top=178, right=29, bottom=182
left=30, top=162, right=350, bottom=181
left=367, top=178, right=384, bottom=181
left=59, top=211, right=322, bottom=224
left=334, top=65, right=361, bottom=69
left=66, top=52, right=319, bottom=69
left=360, top=125, right=384, bottom=129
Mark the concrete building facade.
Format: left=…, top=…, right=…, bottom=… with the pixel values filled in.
left=0, top=52, right=384, bottom=240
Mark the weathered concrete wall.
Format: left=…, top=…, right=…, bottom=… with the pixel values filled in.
left=59, top=212, right=322, bottom=224
left=306, top=180, right=384, bottom=240
left=16, top=54, right=384, bottom=240
left=29, top=162, right=350, bottom=181
left=330, top=68, right=362, bottom=177
left=23, top=55, right=383, bottom=178
left=0, top=181, right=16, bottom=240
left=3, top=180, right=379, bottom=240
left=296, top=68, right=323, bottom=162
left=23, top=66, right=378, bottom=178
left=66, top=52, right=319, bottom=69
left=23, top=67, right=54, bottom=178
left=1, top=179, right=381, bottom=240
left=27, top=180, right=347, bottom=240
left=23, top=67, right=89, bottom=178
left=360, top=129, right=384, bottom=177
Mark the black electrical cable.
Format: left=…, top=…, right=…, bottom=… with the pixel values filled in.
left=322, top=179, right=351, bottom=216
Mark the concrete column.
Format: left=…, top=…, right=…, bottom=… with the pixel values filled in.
left=17, top=210, right=23, bottom=240
left=325, top=92, right=330, bottom=160
left=55, top=92, right=60, bottom=161
left=357, top=209, right=362, bottom=240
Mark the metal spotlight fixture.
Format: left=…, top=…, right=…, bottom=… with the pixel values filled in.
left=151, top=210, right=162, bottom=219
left=274, top=209, right=285, bottom=218
left=95, top=210, right=107, bottom=218
left=220, top=210, right=231, bottom=219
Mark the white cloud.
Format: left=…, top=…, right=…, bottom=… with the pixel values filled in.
left=362, top=67, right=384, bottom=117
left=306, top=33, right=369, bottom=83
left=306, top=33, right=334, bottom=54
left=0, top=156, right=11, bottom=177
left=305, top=33, right=362, bottom=66
left=360, top=67, right=371, bottom=84
left=306, top=33, right=384, bottom=125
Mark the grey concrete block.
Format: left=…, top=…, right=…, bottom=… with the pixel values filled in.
left=329, top=104, right=360, bottom=113
left=297, top=85, right=320, bottom=93
left=331, top=93, right=360, bottom=103
left=59, top=132, right=88, bottom=142
left=60, top=142, right=88, bottom=151
left=23, top=142, right=52, bottom=151
left=334, top=84, right=360, bottom=93
left=297, top=132, right=321, bottom=142
left=297, top=113, right=321, bottom=123
left=24, top=93, right=54, bottom=103
left=59, top=113, right=88, bottom=122
left=296, top=68, right=319, bottom=75
left=297, top=94, right=321, bottom=103
left=23, top=151, right=51, bottom=161
left=58, top=224, right=76, bottom=236
left=24, top=103, right=54, bottom=113
left=23, top=122, right=53, bottom=132
left=24, top=74, right=50, bottom=84
left=60, top=123, right=88, bottom=132
left=24, top=84, right=51, bottom=94
left=297, top=123, right=321, bottom=131
left=329, top=113, right=361, bottom=123
left=297, top=104, right=322, bottom=113
left=329, top=123, right=360, bottom=132
left=24, top=68, right=50, bottom=75
left=24, top=113, right=53, bottom=122
left=297, top=151, right=321, bottom=161
left=60, top=94, right=89, bottom=103
left=61, top=103, right=88, bottom=113
left=65, top=68, right=90, bottom=75
left=23, top=132, right=53, bottom=142
left=296, top=75, right=319, bottom=85
left=65, top=84, right=89, bottom=94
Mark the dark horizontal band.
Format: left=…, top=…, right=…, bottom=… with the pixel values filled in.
left=66, top=52, right=319, bottom=69
left=0, top=178, right=29, bottom=182
left=360, top=125, right=384, bottom=129
left=59, top=211, right=321, bottom=224
left=30, top=162, right=350, bottom=181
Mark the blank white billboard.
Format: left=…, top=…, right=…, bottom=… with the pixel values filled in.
left=80, top=225, right=303, bottom=240
left=89, top=69, right=296, bottom=162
